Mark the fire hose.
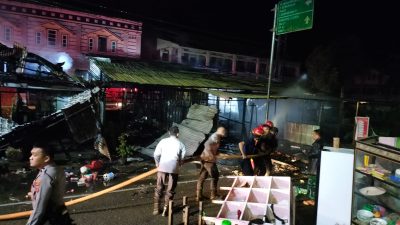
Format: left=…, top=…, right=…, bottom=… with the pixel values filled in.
left=0, top=168, right=158, bottom=220
left=0, top=153, right=266, bottom=221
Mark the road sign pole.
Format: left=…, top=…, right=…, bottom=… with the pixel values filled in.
left=266, top=4, right=277, bottom=121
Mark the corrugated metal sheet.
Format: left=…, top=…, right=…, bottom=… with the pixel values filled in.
left=186, top=104, right=218, bottom=121
left=180, top=119, right=213, bottom=134
left=141, top=104, right=217, bottom=157
left=284, top=122, right=320, bottom=145
left=173, top=122, right=206, bottom=157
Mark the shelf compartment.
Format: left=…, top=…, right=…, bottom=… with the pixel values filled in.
left=354, top=191, right=400, bottom=213
left=253, top=176, right=272, bottom=189
left=269, top=189, right=290, bottom=205
left=232, top=176, right=254, bottom=188
left=225, top=188, right=250, bottom=202
left=217, top=201, right=246, bottom=220
left=271, top=177, right=291, bottom=189
left=355, top=169, right=400, bottom=189
left=248, top=189, right=269, bottom=204
left=241, top=203, right=267, bottom=221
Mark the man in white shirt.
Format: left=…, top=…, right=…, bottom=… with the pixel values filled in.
left=153, top=126, right=186, bottom=216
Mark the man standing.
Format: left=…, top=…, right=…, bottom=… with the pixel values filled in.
left=303, top=129, right=323, bottom=175
left=27, top=143, right=74, bottom=225
left=259, top=122, right=278, bottom=176
left=238, top=126, right=264, bottom=176
left=196, top=126, right=226, bottom=201
left=153, top=126, right=186, bottom=216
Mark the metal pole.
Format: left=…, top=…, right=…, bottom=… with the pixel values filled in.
left=352, top=101, right=360, bottom=145
left=241, top=98, right=248, bottom=140
left=266, top=4, right=277, bottom=121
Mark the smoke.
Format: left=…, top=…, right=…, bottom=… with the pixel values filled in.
left=41, top=52, right=74, bottom=72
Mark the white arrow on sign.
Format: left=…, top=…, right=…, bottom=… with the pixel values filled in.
left=304, top=16, right=310, bottom=24
left=305, top=0, right=312, bottom=6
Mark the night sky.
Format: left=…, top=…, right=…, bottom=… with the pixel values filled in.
left=34, top=0, right=399, bottom=63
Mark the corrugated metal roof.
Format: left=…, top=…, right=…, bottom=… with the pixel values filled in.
left=199, top=89, right=286, bottom=99
left=95, top=60, right=339, bottom=101
left=95, top=60, right=268, bottom=91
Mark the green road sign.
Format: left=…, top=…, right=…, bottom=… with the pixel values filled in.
left=276, top=0, right=314, bottom=35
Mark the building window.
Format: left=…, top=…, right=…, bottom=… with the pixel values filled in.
left=98, top=36, right=107, bottom=52
left=111, top=41, right=117, bottom=53
left=35, top=32, right=41, bottom=44
left=4, top=27, right=12, bottom=41
left=47, top=29, right=57, bottom=46
left=62, top=34, right=68, bottom=47
left=88, top=38, right=94, bottom=51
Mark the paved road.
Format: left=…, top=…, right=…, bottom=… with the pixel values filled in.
left=1, top=163, right=236, bottom=225
left=1, top=161, right=315, bottom=225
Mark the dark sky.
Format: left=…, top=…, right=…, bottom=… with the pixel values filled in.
left=37, top=0, right=400, bottom=63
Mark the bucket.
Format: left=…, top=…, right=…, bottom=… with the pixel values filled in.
left=333, top=137, right=340, bottom=148
left=103, top=172, right=115, bottom=182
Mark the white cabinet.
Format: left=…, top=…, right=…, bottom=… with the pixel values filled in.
left=203, top=176, right=292, bottom=225
left=316, top=147, right=354, bottom=225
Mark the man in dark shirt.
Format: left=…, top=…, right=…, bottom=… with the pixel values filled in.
left=259, top=123, right=278, bottom=176
left=238, top=126, right=265, bottom=176
left=305, top=129, right=323, bottom=175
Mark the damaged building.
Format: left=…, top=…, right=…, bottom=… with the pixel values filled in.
left=0, top=42, right=108, bottom=160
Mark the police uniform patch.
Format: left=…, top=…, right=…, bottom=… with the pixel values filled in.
left=33, top=179, right=41, bottom=193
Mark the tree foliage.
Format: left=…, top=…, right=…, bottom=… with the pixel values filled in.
left=305, top=36, right=365, bottom=95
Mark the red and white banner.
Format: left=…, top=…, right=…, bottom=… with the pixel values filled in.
left=355, top=117, right=369, bottom=140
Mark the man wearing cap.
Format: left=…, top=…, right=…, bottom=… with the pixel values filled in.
left=153, top=126, right=186, bottom=216
left=238, top=126, right=265, bottom=176
left=196, top=126, right=227, bottom=201
left=27, top=143, right=74, bottom=225
left=259, top=121, right=278, bottom=176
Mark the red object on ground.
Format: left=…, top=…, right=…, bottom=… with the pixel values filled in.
left=86, top=160, right=103, bottom=171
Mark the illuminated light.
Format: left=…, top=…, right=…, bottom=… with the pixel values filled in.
left=122, top=88, right=126, bottom=91
left=55, top=52, right=73, bottom=71
left=134, top=87, right=138, bottom=92
left=116, top=102, right=122, bottom=108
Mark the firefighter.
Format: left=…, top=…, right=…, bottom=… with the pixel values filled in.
left=238, top=126, right=265, bottom=176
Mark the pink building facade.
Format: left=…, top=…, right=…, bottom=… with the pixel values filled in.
left=0, top=0, right=142, bottom=73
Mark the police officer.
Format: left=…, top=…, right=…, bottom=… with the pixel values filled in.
left=27, top=143, right=74, bottom=225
